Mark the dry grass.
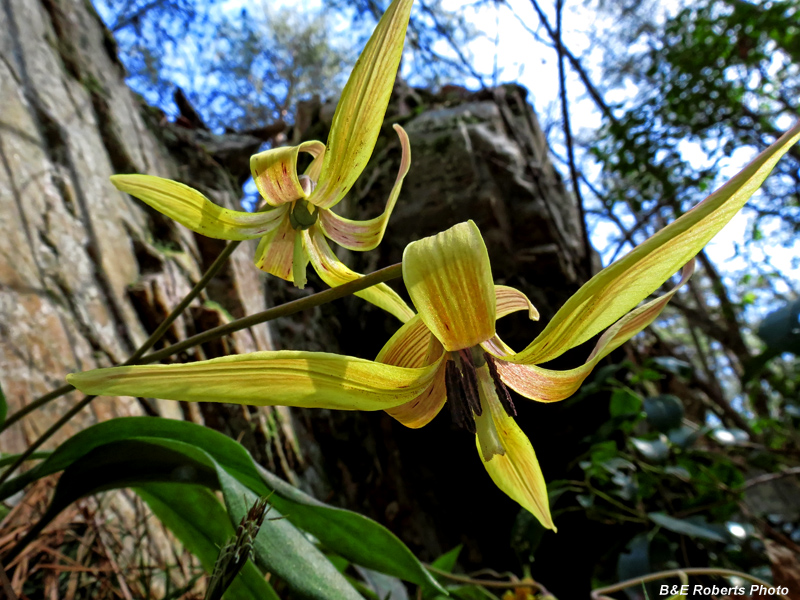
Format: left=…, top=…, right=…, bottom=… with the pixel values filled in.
left=1, top=477, right=207, bottom=600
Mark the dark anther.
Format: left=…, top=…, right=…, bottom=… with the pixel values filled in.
left=485, top=353, right=516, bottom=417
left=445, top=360, right=475, bottom=433
left=457, top=349, right=482, bottom=417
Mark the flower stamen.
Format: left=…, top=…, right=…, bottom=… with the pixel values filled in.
left=485, top=353, right=516, bottom=417
left=445, top=359, right=474, bottom=433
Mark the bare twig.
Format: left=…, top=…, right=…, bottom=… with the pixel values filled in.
left=555, top=0, right=592, bottom=278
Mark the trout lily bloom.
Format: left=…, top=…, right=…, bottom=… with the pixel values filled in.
left=110, top=0, right=415, bottom=322
left=68, top=122, right=800, bottom=530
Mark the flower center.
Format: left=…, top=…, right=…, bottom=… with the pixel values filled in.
left=445, top=347, right=516, bottom=460
left=289, top=176, right=318, bottom=230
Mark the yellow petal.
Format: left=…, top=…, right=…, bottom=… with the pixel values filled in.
left=514, top=122, right=800, bottom=365
left=253, top=211, right=297, bottom=281
left=111, top=174, right=285, bottom=240
left=67, top=351, right=441, bottom=411
left=311, top=0, right=413, bottom=209
left=495, top=261, right=695, bottom=402
left=385, top=365, right=448, bottom=429
left=476, top=383, right=555, bottom=530
left=304, top=227, right=415, bottom=322
left=496, top=286, right=539, bottom=320
left=377, top=315, right=448, bottom=428
left=376, top=314, right=439, bottom=366
left=403, top=221, right=496, bottom=351
left=251, top=141, right=326, bottom=207
left=318, top=125, right=411, bottom=250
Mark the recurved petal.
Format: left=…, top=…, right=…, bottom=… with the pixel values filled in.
left=251, top=141, right=326, bottom=207
left=496, top=261, right=695, bottom=402
left=304, top=141, right=327, bottom=183
left=513, top=122, right=800, bottom=365
left=378, top=315, right=447, bottom=428
left=111, top=175, right=285, bottom=240
left=403, top=221, right=496, bottom=351
left=253, top=212, right=297, bottom=281
left=67, top=351, right=442, bottom=411
left=385, top=364, right=448, bottom=429
left=311, top=0, right=413, bottom=209
left=496, top=286, right=539, bottom=320
left=304, top=227, right=415, bottom=322
left=376, top=314, right=442, bottom=367
left=318, top=125, right=411, bottom=251
left=477, top=392, right=555, bottom=531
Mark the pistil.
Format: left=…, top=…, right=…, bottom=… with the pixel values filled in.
left=289, top=176, right=319, bottom=230
left=445, top=347, right=517, bottom=461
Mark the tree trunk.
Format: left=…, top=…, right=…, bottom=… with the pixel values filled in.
left=0, top=0, right=280, bottom=453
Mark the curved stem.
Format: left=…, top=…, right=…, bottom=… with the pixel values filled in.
left=0, top=262, right=404, bottom=487
left=136, top=262, right=403, bottom=365
left=425, top=565, right=550, bottom=594
left=0, top=241, right=242, bottom=434
left=591, top=567, right=788, bottom=600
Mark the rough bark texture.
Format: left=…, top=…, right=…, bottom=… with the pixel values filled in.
left=0, top=0, right=279, bottom=453
left=1, top=0, right=604, bottom=596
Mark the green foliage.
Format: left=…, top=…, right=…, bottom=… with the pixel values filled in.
left=0, top=417, right=446, bottom=598
left=547, top=357, right=761, bottom=588
left=138, top=484, right=279, bottom=600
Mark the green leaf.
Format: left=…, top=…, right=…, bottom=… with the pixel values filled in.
left=630, top=437, right=670, bottom=462
left=4, top=439, right=219, bottom=560
left=651, top=356, right=692, bottom=378
left=668, top=426, right=705, bottom=449
left=643, top=394, right=684, bottom=432
left=137, top=483, right=279, bottom=600
left=430, top=546, right=462, bottom=573
left=353, top=566, right=409, bottom=600
left=0, top=417, right=443, bottom=594
left=215, top=467, right=363, bottom=600
left=0, top=451, right=51, bottom=469
left=609, top=389, right=643, bottom=417
left=9, top=436, right=362, bottom=600
left=258, top=456, right=445, bottom=594
left=648, top=512, right=727, bottom=542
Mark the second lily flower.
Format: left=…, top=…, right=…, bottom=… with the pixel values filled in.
left=111, top=0, right=416, bottom=322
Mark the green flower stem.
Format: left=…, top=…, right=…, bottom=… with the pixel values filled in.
left=0, top=241, right=242, bottom=434
left=590, top=568, right=787, bottom=600
left=0, top=262, right=404, bottom=487
left=137, top=262, right=402, bottom=365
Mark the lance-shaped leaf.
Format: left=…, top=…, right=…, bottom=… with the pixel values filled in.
left=311, top=0, right=414, bottom=209
left=67, top=351, right=442, bottom=410
left=512, top=122, right=800, bottom=365
left=111, top=174, right=287, bottom=240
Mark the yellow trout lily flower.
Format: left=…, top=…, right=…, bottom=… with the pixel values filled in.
left=110, top=0, right=415, bottom=322
left=68, top=122, right=800, bottom=530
